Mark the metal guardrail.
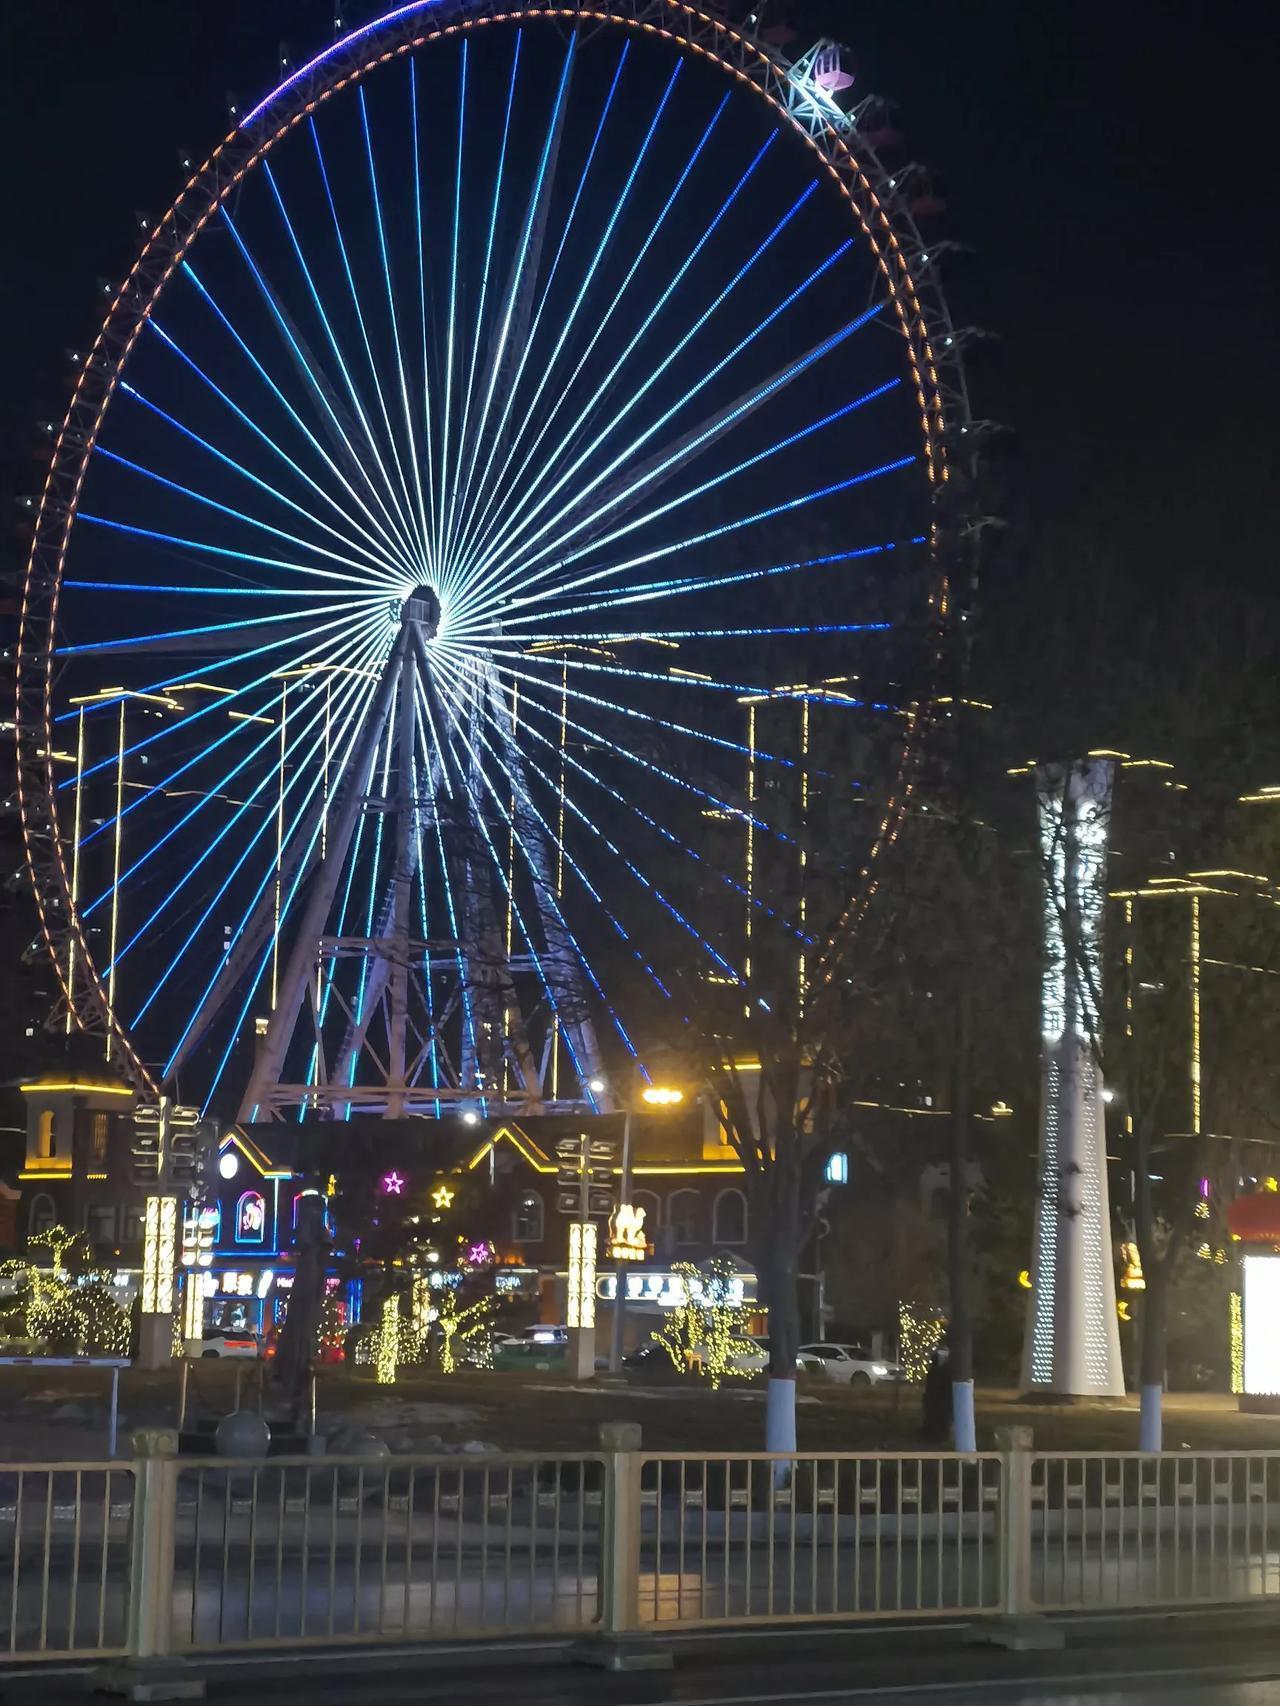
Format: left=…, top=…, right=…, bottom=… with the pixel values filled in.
left=637, top=1452, right=1002, bottom=1625
left=1030, top=1452, right=1280, bottom=1610
left=170, top=1453, right=605, bottom=1649
left=7, top=1438, right=1280, bottom=1664
left=0, top=1464, right=135, bottom=1659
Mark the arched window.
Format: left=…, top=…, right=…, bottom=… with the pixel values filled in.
left=35, top=1110, right=56, bottom=1160
left=667, top=1189, right=700, bottom=1246
left=236, top=1191, right=266, bottom=1243
left=512, top=1192, right=544, bottom=1244
left=632, top=1191, right=660, bottom=1244
left=28, top=1194, right=56, bottom=1238
left=712, top=1188, right=748, bottom=1247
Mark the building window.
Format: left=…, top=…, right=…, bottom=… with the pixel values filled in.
left=236, top=1192, right=266, bottom=1243
left=85, top=1203, right=116, bottom=1247
left=712, top=1188, right=748, bottom=1247
left=667, top=1189, right=700, bottom=1246
left=122, top=1208, right=144, bottom=1245
left=91, top=1113, right=110, bottom=1161
left=632, top=1191, right=661, bottom=1242
left=28, top=1194, right=56, bottom=1238
left=825, top=1151, right=849, bottom=1185
left=512, top=1192, right=544, bottom=1244
left=36, top=1111, right=56, bottom=1160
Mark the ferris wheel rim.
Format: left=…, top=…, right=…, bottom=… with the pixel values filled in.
left=16, top=0, right=970, bottom=1096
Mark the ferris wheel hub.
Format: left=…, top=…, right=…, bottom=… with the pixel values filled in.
left=399, top=584, right=441, bottom=635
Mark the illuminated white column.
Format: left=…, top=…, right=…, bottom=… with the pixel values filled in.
left=567, top=1221, right=598, bottom=1382
left=1021, top=759, right=1124, bottom=1398
left=138, top=1194, right=178, bottom=1371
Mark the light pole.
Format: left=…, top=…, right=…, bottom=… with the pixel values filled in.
left=608, top=1085, right=684, bottom=1373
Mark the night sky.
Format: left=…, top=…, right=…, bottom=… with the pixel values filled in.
left=2, top=0, right=1272, bottom=595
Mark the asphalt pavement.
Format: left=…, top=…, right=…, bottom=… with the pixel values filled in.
left=5, top=1612, right=1280, bottom=1704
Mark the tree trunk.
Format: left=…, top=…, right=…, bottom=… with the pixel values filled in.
left=759, top=1243, right=799, bottom=1456
left=1138, top=1256, right=1168, bottom=1452
left=948, top=983, right=977, bottom=1451
left=1133, top=1131, right=1165, bottom=1451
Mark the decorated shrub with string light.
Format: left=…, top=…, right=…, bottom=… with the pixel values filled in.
left=0, top=1226, right=131, bottom=1356
left=655, top=1258, right=754, bottom=1391
left=435, top=1289, right=499, bottom=1374
left=897, top=1300, right=946, bottom=1384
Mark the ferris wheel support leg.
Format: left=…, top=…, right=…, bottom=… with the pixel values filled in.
left=483, top=664, right=608, bottom=1103
left=236, top=631, right=406, bottom=1123
left=383, top=640, right=420, bottom=1118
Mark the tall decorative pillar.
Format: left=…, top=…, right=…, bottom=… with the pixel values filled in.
left=1021, top=758, right=1125, bottom=1397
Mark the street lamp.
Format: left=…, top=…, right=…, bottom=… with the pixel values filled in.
left=609, top=1084, right=686, bottom=1373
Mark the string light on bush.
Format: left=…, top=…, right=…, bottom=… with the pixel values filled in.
left=897, top=1300, right=945, bottom=1383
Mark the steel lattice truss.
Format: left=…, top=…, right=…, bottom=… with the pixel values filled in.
left=16, top=0, right=972, bottom=1119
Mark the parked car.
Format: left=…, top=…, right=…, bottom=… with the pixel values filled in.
left=188, top=1329, right=260, bottom=1360
left=521, top=1324, right=568, bottom=1346
left=797, top=1342, right=901, bottom=1385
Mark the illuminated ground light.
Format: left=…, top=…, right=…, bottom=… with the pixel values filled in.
left=141, top=1195, right=177, bottom=1315
left=567, top=1222, right=597, bottom=1330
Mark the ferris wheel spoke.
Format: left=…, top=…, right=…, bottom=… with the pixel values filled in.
left=436, top=649, right=740, bottom=992
left=498, top=619, right=891, bottom=647
left=408, top=59, right=440, bottom=571
left=464, top=654, right=810, bottom=952
left=445, top=37, right=632, bottom=578
left=161, top=641, right=389, bottom=1088
left=464, top=131, right=807, bottom=589
left=88, top=445, right=402, bottom=589
left=60, top=604, right=389, bottom=795
left=445, top=36, right=648, bottom=584
left=176, top=264, right=421, bottom=580
left=415, top=665, right=594, bottom=1089
left=72, top=511, right=390, bottom=593
left=134, top=655, right=381, bottom=1046
left=505, top=373, right=904, bottom=603
left=356, top=85, right=436, bottom=574
left=514, top=536, right=922, bottom=626
left=102, top=644, right=378, bottom=974
left=117, top=381, right=410, bottom=582
left=434, top=36, right=469, bottom=585
left=254, top=162, right=427, bottom=572
left=78, top=618, right=380, bottom=892
left=427, top=655, right=647, bottom=1071
left=410, top=695, right=481, bottom=1094
left=436, top=28, right=525, bottom=583
left=467, top=648, right=802, bottom=849
left=303, top=718, right=393, bottom=1112
left=334, top=712, right=398, bottom=1109
left=261, top=154, right=426, bottom=569
left=56, top=594, right=382, bottom=662
left=465, top=336, right=895, bottom=624
left=441, top=34, right=578, bottom=587
left=467, top=643, right=802, bottom=790
left=499, top=452, right=918, bottom=620
left=476, top=636, right=890, bottom=717
left=455, top=73, right=723, bottom=582
left=219, top=208, right=422, bottom=569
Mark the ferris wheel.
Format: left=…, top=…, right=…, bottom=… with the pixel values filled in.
left=16, top=0, right=970, bottom=1122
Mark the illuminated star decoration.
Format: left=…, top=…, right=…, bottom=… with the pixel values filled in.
left=381, top=1170, right=405, bottom=1195
left=432, top=1183, right=455, bottom=1209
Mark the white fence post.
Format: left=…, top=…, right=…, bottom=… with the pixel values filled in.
left=100, top=1427, right=207, bottom=1700
left=971, top=1425, right=1062, bottom=1651
left=997, top=1424, right=1034, bottom=1619
left=574, top=1422, right=670, bottom=1672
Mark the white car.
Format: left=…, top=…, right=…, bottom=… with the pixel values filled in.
left=522, top=1324, right=568, bottom=1346
left=798, top=1342, right=900, bottom=1385
left=188, top=1329, right=260, bottom=1360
